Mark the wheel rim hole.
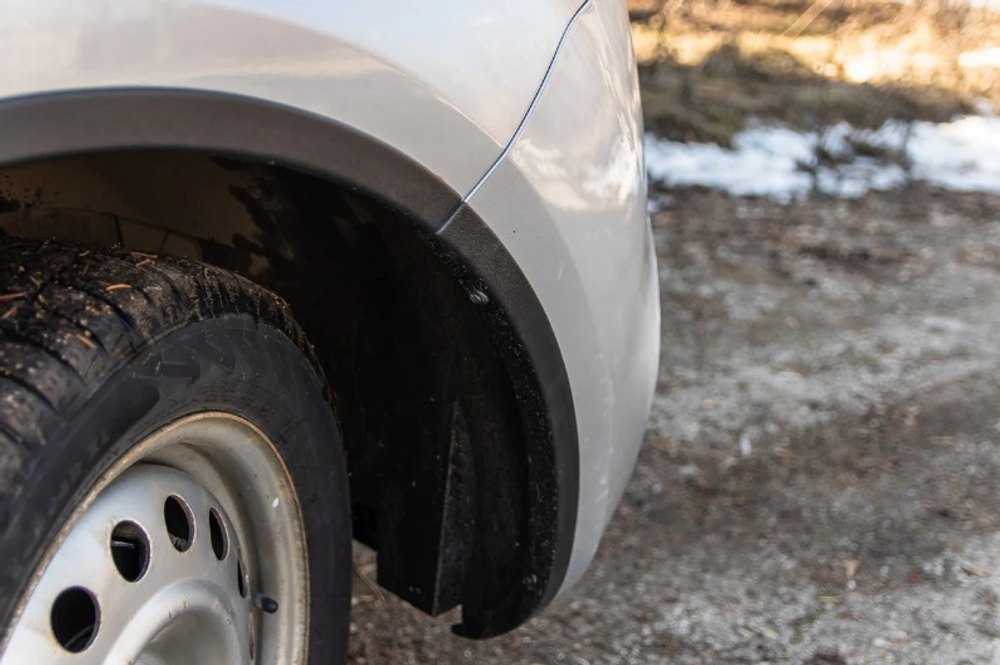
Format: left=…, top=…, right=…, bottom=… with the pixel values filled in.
left=209, top=508, right=228, bottom=561
left=163, top=495, right=193, bottom=552
left=50, top=587, right=99, bottom=653
left=237, top=554, right=248, bottom=598
left=110, top=520, right=150, bottom=582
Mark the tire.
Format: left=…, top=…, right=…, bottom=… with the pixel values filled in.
left=0, top=238, right=350, bottom=663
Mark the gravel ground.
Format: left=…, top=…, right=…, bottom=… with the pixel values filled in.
left=350, top=185, right=1000, bottom=664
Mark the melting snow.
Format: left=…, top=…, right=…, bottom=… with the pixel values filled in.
left=646, top=116, right=1000, bottom=202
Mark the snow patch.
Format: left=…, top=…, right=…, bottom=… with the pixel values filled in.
left=646, top=116, right=1000, bottom=201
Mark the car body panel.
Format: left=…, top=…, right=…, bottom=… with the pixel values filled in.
left=0, top=0, right=582, bottom=196
left=460, top=0, right=659, bottom=590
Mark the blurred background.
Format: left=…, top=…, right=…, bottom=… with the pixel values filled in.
left=634, top=0, right=999, bottom=201
left=350, top=2, right=1000, bottom=663
left=633, top=0, right=998, bottom=138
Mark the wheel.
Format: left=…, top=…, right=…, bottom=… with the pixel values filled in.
left=0, top=238, right=351, bottom=664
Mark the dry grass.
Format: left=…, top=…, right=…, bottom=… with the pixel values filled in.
left=631, top=0, right=1000, bottom=144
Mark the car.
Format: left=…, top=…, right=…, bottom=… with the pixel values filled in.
left=0, top=0, right=659, bottom=662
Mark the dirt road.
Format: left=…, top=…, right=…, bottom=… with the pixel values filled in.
left=350, top=185, right=1000, bottom=664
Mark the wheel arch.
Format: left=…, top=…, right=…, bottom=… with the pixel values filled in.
left=0, top=88, right=578, bottom=638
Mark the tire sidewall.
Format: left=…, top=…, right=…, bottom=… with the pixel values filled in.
left=0, top=315, right=350, bottom=663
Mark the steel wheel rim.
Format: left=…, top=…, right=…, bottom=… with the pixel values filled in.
left=1, top=412, right=309, bottom=665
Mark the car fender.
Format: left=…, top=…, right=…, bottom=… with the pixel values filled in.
left=0, top=0, right=583, bottom=195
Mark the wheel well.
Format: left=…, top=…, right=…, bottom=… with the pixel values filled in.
left=0, top=150, right=550, bottom=636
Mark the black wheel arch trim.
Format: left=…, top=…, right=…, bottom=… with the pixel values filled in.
left=436, top=204, right=579, bottom=636
left=0, top=88, right=458, bottom=228
left=0, top=87, right=579, bottom=637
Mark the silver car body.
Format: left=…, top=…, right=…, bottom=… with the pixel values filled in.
left=0, top=0, right=657, bottom=605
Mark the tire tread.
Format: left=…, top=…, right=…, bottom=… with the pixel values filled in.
left=0, top=237, right=315, bottom=505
